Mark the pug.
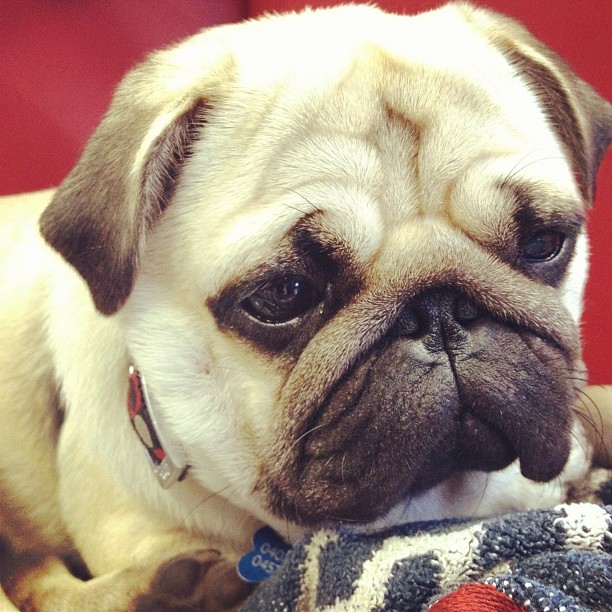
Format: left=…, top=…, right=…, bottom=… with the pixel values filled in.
left=0, top=2, right=610, bottom=610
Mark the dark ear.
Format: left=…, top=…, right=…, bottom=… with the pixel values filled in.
left=39, top=64, right=209, bottom=315
left=459, top=3, right=612, bottom=203
left=496, top=43, right=612, bottom=203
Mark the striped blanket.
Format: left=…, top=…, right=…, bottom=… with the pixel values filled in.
left=243, top=470, right=611, bottom=611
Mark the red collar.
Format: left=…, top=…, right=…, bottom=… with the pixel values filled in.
left=127, top=366, right=189, bottom=488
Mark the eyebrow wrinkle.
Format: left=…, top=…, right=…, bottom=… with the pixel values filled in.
left=499, top=179, right=585, bottom=227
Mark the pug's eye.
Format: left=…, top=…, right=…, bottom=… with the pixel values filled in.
left=522, top=231, right=565, bottom=261
left=242, top=276, right=322, bottom=324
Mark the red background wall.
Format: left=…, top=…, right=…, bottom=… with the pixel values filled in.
left=1, top=0, right=609, bottom=383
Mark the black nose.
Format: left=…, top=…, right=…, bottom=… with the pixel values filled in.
left=392, top=288, right=480, bottom=343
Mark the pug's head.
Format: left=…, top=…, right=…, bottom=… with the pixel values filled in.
left=41, top=4, right=611, bottom=528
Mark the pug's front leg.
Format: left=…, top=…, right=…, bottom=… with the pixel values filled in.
left=2, top=548, right=253, bottom=611
left=43, top=438, right=254, bottom=610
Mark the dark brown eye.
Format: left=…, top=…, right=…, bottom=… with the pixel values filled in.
left=522, top=231, right=565, bottom=261
left=242, top=276, right=322, bottom=324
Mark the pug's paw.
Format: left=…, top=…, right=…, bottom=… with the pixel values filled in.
left=133, top=550, right=254, bottom=611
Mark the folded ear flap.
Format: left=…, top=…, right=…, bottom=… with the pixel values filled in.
left=461, top=4, right=612, bottom=204
left=39, top=65, right=209, bottom=315
left=498, top=42, right=612, bottom=204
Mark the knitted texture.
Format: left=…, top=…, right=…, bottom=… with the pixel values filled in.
left=243, top=471, right=612, bottom=611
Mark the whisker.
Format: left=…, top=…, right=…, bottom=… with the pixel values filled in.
left=281, top=201, right=312, bottom=216
left=501, top=151, right=566, bottom=184
left=287, top=188, right=324, bottom=215
left=500, top=150, right=541, bottom=185
left=573, top=389, right=608, bottom=460
left=290, top=423, right=330, bottom=451
left=185, top=484, right=235, bottom=520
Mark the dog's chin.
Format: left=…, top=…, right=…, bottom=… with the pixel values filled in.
left=285, top=417, right=522, bottom=526
left=338, top=466, right=554, bottom=536
left=261, top=415, right=574, bottom=530
left=258, top=422, right=589, bottom=542
left=342, top=419, right=592, bottom=536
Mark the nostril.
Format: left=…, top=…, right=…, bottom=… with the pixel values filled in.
left=455, top=297, right=479, bottom=324
left=394, top=308, right=420, bottom=336
left=393, top=290, right=479, bottom=338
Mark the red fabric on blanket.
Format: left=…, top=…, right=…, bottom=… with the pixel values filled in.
left=429, top=584, right=524, bottom=612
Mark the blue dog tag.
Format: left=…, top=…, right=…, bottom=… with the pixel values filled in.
left=238, top=526, right=290, bottom=583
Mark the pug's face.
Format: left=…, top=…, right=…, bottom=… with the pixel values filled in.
left=41, top=4, right=611, bottom=528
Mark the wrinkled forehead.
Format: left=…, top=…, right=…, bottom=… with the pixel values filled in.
left=171, top=47, right=582, bottom=292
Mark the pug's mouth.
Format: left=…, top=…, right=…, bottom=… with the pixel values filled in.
left=300, top=407, right=529, bottom=520
left=260, top=294, right=576, bottom=527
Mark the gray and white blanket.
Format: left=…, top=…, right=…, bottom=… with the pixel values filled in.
left=243, top=470, right=612, bottom=611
